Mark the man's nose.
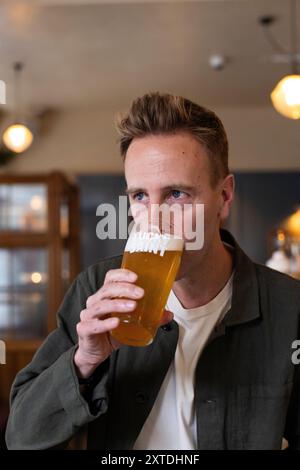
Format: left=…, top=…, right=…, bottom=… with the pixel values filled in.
left=149, top=195, right=164, bottom=206
left=147, top=200, right=170, bottom=232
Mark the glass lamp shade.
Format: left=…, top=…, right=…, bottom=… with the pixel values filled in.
left=271, top=75, right=300, bottom=119
left=3, top=123, right=34, bottom=153
left=284, top=209, right=300, bottom=238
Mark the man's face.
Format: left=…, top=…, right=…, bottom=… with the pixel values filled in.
left=124, top=132, right=233, bottom=278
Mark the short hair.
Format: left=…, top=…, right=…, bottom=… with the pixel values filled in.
left=116, top=92, right=229, bottom=187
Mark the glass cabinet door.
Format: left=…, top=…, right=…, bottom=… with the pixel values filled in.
left=0, top=184, right=47, bottom=232
left=0, top=248, right=48, bottom=338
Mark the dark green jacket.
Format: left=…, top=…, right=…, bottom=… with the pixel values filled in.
left=5, top=230, right=300, bottom=450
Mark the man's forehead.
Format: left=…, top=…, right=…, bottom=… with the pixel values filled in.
left=124, top=155, right=209, bottom=187
left=125, top=132, right=207, bottom=159
left=125, top=142, right=208, bottom=174
left=124, top=134, right=210, bottom=188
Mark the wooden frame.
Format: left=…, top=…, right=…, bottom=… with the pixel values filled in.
left=0, top=171, right=80, bottom=402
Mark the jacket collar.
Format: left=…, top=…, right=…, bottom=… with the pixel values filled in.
left=217, top=228, right=261, bottom=327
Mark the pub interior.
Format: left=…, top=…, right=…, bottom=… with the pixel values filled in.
left=0, top=0, right=300, bottom=450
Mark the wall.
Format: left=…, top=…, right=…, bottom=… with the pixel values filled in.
left=78, top=174, right=127, bottom=269
left=226, top=172, right=300, bottom=263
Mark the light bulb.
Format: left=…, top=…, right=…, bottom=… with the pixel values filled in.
left=3, top=123, right=33, bottom=153
left=271, top=75, right=300, bottom=119
left=31, top=272, right=42, bottom=284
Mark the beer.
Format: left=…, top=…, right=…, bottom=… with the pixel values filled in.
left=110, top=230, right=184, bottom=347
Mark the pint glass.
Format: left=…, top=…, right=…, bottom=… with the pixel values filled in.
left=110, top=229, right=184, bottom=347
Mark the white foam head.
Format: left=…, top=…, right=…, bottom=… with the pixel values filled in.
left=125, top=228, right=184, bottom=257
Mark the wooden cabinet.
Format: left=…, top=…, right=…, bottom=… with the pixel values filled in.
left=0, top=172, right=80, bottom=404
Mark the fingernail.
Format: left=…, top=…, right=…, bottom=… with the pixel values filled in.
left=129, top=272, right=137, bottom=280
left=133, top=287, right=144, bottom=297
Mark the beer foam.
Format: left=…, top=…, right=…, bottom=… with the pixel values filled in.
left=125, top=231, right=184, bottom=257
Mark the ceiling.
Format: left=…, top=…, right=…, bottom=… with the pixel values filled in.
left=0, top=0, right=299, bottom=112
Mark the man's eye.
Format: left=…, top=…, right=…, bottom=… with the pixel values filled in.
left=170, top=190, right=185, bottom=199
left=133, top=192, right=145, bottom=201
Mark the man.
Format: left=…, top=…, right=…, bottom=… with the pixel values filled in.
left=6, top=93, right=300, bottom=450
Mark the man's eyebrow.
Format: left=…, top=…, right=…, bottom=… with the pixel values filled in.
left=125, top=187, right=144, bottom=195
left=163, top=185, right=195, bottom=192
left=125, top=185, right=195, bottom=195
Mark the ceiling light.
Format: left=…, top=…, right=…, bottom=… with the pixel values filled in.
left=270, top=1, right=300, bottom=119
left=3, top=123, right=33, bottom=153
left=2, top=62, right=34, bottom=152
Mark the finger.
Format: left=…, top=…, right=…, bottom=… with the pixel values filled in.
left=76, top=317, right=120, bottom=339
left=87, top=282, right=144, bottom=307
left=101, top=282, right=144, bottom=301
left=105, top=268, right=138, bottom=284
left=159, top=309, right=174, bottom=326
left=81, top=299, right=137, bottom=321
left=87, top=269, right=138, bottom=305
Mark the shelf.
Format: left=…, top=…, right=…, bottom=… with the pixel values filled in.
left=0, top=232, right=50, bottom=247
left=3, top=338, right=44, bottom=352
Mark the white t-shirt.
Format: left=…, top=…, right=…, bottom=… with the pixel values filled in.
left=133, top=270, right=234, bottom=450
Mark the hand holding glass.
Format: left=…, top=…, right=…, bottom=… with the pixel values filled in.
left=110, top=229, right=184, bottom=347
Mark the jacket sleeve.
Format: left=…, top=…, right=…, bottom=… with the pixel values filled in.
left=5, top=273, right=110, bottom=450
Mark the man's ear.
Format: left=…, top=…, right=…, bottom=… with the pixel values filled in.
left=219, top=174, right=234, bottom=221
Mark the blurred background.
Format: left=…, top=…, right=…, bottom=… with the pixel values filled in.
left=0, top=0, right=300, bottom=448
